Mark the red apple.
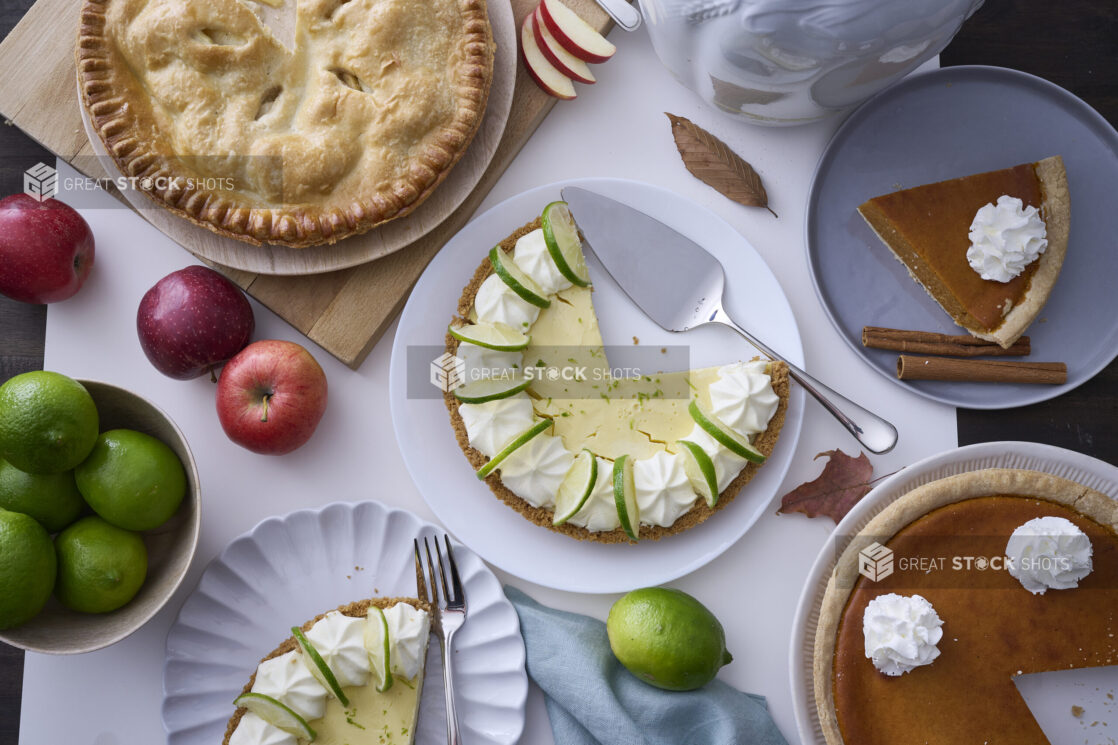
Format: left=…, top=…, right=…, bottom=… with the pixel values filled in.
left=539, top=0, right=616, bottom=64
left=522, top=12, right=577, bottom=100
left=0, top=194, right=94, bottom=304
left=216, top=340, right=328, bottom=455
left=532, top=7, right=595, bottom=84
left=137, top=265, right=255, bottom=380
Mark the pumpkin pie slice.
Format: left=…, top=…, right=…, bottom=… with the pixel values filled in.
left=858, top=157, right=1070, bottom=348
left=813, top=469, right=1118, bottom=745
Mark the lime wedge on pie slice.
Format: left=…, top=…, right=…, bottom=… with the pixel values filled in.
left=364, top=606, right=393, bottom=693
left=553, top=448, right=598, bottom=525
left=541, top=201, right=591, bottom=287
left=688, top=400, right=766, bottom=464
left=453, top=376, right=531, bottom=404
left=448, top=321, right=530, bottom=351
left=489, top=246, right=551, bottom=308
left=292, top=627, right=350, bottom=707
left=612, top=454, right=640, bottom=541
left=476, top=419, right=553, bottom=479
left=233, top=692, right=317, bottom=741
left=677, top=440, right=719, bottom=507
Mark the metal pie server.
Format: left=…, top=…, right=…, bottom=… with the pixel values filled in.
left=560, top=186, right=899, bottom=454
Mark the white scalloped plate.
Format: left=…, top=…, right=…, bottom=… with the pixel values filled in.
left=788, top=441, right=1118, bottom=745
left=160, top=501, right=527, bottom=745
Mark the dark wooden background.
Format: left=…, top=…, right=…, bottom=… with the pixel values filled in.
left=0, top=0, right=1115, bottom=742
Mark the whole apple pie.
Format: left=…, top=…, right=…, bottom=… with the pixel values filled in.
left=77, top=0, right=494, bottom=247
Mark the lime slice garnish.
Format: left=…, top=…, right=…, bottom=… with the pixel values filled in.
left=292, top=626, right=350, bottom=707
left=489, top=246, right=551, bottom=308
left=234, top=692, right=317, bottom=741
left=476, top=419, right=553, bottom=479
left=687, top=400, right=766, bottom=464
left=448, top=322, right=530, bottom=352
left=541, top=201, right=590, bottom=287
left=552, top=449, right=597, bottom=525
left=677, top=440, right=719, bottom=507
left=612, top=454, right=640, bottom=541
left=364, top=606, right=393, bottom=693
left=453, top=375, right=531, bottom=404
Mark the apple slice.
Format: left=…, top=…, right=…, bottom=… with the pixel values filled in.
left=521, top=12, right=576, bottom=100
left=532, top=7, right=595, bottom=84
left=539, top=0, right=616, bottom=64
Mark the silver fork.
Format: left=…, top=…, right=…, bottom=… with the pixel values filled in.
left=415, top=535, right=466, bottom=745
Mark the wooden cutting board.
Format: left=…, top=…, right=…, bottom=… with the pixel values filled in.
left=0, top=0, right=612, bottom=368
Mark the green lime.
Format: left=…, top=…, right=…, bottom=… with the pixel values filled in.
left=54, top=516, right=147, bottom=613
left=0, top=508, right=57, bottom=629
left=74, top=429, right=186, bottom=532
left=0, top=371, right=98, bottom=474
left=0, top=457, right=85, bottom=533
left=606, top=587, right=732, bottom=691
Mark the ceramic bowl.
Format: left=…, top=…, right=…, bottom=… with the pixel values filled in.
left=0, top=380, right=201, bottom=654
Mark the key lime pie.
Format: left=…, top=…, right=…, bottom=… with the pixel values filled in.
left=224, top=598, right=430, bottom=745
left=444, top=201, right=790, bottom=543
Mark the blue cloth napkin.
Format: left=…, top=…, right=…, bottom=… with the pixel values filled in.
left=504, top=585, right=790, bottom=745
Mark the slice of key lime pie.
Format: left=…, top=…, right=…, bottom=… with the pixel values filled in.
left=224, top=598, right=430, bottom=745
left=444, top=201, right=790, bottom=543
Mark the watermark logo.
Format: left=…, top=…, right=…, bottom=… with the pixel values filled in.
left=858, top=542, right=894, bottom=582
left=430, top=352, right=465, bottom=393
left=23, top=162, right=57, bottom=202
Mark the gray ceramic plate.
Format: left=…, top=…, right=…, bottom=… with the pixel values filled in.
left=806, top=65, right=1118, bottom=409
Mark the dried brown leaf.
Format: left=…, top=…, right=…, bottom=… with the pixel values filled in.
left=777, top=449, right=874, bottom=523
left=666, top=113, right=777, bottom=217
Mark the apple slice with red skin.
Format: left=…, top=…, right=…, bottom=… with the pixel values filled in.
left=532, top=6, right=595, bottom=84
left=521, top=12, right=576, bottom=100
left=216, top=339, right=328, bottom=455
left=538, top=0, right=616, bottom=64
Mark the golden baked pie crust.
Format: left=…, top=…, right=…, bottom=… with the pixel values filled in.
left=77, top=0, right=494, bottom=248
left=812, top=468, right=1118, bottom=745
left=442, top=218, right=791, bottom=544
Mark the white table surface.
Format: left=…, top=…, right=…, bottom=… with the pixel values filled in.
left=21, top=23, right=954, bottom=745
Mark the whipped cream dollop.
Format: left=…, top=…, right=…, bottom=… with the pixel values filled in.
left=863, top=593, right=944, bottom=676
left=680, top=423, right=747, bottom=492
left=966, top=195, right=1048, bottom=283
left=497, top=434, right=573, bottom=509
left=634, top=450, right=698, bottom=527
left=474, top=274, right=540, bottom=330
left=380, top=603, right=430, bottom=681
left=513, top=229, right=572, bottom=296
left=708, top=362, right=778, bottom=438
left=1005, top=516, right=1093, bottom=594
left=304, top=611, right=370, bottom=688
left=252, top=650, right=328, bottom=721
left=458, top=395, right=536, bottom=458
left=455, top=340, right=522, bottom=385
left=567, top=457, right=622, bottom=531
left=229, top=713, right=297, bottom=745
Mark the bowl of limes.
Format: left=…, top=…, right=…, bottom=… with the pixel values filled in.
left=0, top=372, right=200, bottom=654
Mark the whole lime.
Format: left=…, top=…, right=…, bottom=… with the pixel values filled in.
left=606, top=587, right=732, bottom=691
left=0, top=457, right=85, bottom=532
left=54, top=516, right=147, bottom=614
left=0, top=371, right=98, bottom=474
left=74, top=428, right=186, bottom=532
left=0, top=508, right=57, bottom=629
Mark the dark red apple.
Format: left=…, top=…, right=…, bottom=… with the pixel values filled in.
left=137, top=266, right=255, bottom=380
left=216, top=339, right=328, bottom=455
left=0, top=194, right=94, bottom=304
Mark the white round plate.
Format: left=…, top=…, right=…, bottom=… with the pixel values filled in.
left=388, top=178, right=806, bottom=594
left=160, top=500, right=527, bottom=745
left=788, top=441, right=1118, bottom=745
left=75, top=0, right=516, bottom=276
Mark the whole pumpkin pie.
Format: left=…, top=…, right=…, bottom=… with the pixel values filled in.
left=858, top=157, right=1069, bottom=348
left=813, top=469, right=1118, bottom=745
left=77, top=0, right=494, bottom=247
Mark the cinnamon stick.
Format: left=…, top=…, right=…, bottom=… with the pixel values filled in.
left=863, top=327, right=1030, bottom=357
left=896, top=356, right=1066, bottom=384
